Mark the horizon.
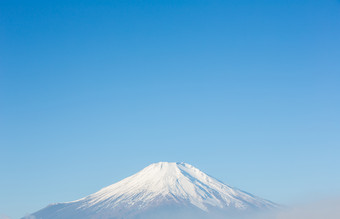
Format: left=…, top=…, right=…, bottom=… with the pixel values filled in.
left=1, top=0, right=340, bottom=218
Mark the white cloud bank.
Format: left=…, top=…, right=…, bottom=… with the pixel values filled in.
left=0, top=215, right=11, bottom=219
left=13, top=197, right=340, bottom=219
left=273, top=198, right=340, bottom=219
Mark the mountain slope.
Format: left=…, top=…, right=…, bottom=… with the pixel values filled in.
left=28, top=162, right=277, bottom=219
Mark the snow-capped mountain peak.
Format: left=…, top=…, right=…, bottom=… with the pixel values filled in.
left=28, top=162, right=277, bottom=219
left=84, top=162, right=226, bottom=211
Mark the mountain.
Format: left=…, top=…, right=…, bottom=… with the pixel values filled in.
left=27, top=162, right=277, bottom=219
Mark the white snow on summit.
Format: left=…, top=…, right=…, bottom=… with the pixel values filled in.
left=28, top=162, right=277, bottom=219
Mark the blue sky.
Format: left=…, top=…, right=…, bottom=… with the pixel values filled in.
left=1, top=0, right=340, bottom=218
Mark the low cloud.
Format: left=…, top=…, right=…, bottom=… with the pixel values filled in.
left=271, top=198, right=340, bottom=219
left=14, top=197, right=340, bottom=219
left=0, top=215, right=11, bottom=219
left=242, top=197, right=339, bottom=219
left=149, top=198, right=340, bottom=219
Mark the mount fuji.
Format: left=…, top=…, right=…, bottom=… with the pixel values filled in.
left=27, top=162, right=278, bottom=219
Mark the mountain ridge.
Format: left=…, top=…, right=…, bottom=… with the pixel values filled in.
left=27, top=162, right=277, bottom=219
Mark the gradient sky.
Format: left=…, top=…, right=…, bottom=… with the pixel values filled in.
left=1, top=0, right=340, bottom=218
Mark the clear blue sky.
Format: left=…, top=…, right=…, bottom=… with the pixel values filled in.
left=1, top=0, right=340, bottom=218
